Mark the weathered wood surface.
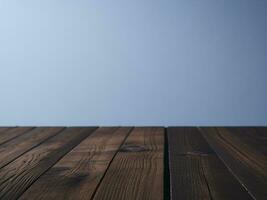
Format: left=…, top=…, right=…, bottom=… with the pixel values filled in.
left=0, top=126, right=265, bottom=200
left=167, top=127, right=252, bottom=200
left=20, top=127, right=132, bottom=200
left=0, top=127, right=34, bottom=145
left=0, top=127, right=64, bottom=169
left=93, top=127, right=164, bottom=200
left=0, top=127, right=97, bottom=200
left=0, top=127, right=12, bottom=134
left=200, top=127, right=267, bottom=200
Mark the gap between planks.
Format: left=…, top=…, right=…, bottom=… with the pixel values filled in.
left=20, top=127, right=133, bottom=200
left=0, top=126, right=266, bottom=200
left=167, top=127, right=253, bottom=200
left=199, top=127, right=267, bottom=200
left=0, top=127, right=97, bottom=200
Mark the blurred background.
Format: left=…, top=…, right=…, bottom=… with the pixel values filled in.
left=0, top=0, right=267, bottom=126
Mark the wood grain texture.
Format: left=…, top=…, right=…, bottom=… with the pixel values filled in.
left=0, top=127, right=64, bottom=169
left=200, top=127, right=267, bottom=200
left=0, top=127, right=34, bottom=145
left=20, top=127, right=132, bottom=200
left=226, top=127, right=267, bottom=156
left=0, top=127, right=97, bottom=200
left=168, top=127, right=252, bottom=200
left=93, top=127, right=164, bottom=200
left=0, top=127, right=12, bottom=133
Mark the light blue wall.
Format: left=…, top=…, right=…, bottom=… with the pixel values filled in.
left=1, top=0, right=267, bottom=126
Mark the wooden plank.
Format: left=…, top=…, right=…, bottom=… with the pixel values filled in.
left=0, top=127, right=97, bottom=200
left=200, top=127, right=267, bottom=200
left=0, top=127, right=64, bottom=169
left=226, top=127, right=267, bottom=156
left=0, top=127, right=12, bottom=133
left=168, top=127, right=252, bottom=200
left=92, top=127, right=164, bottom=200
left=20, top=127, right=132, bottom=200
left=0, top=127, right=34, bottom=145
left=255, top=127, right=267, bottom=137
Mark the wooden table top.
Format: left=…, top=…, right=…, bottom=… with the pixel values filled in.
left=0, top=127, right=266, bottom=200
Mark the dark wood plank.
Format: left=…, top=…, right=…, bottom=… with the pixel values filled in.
left=0, top=127, right=64, bottom=169
left=0, top=127, right=97, bottom=200
left=168, top=127, right=252, bottom=200
left=226, top=127, right=267, bottom=156
left=255, top=127, right=267, bottom=137
left=92, top=127, right=164, bottom=200
left=0, top=127, right=34, bottom=145
left=20, top=127, right=132, bottom=200
left=200, top=127, right=267, bottom=200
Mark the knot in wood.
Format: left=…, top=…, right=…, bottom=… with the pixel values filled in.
left=120, top=145, right=147, bottom=152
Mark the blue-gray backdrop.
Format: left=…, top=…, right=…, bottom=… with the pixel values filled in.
left=1, top=0, right=267, bottom=126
